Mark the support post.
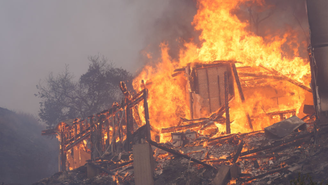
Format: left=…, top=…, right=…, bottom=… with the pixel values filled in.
left=143, top=89, right=151, bottom=141
left=60, top=130, right=67, bottom=171
left=90, top=116, right=97, bottom=161
left=224, top=72, right=231, bottom=134
left=111, top=115, right=116, bottom=153
left=185, top=65, right=193, bottom=119
left=205, top=68, right=212, bottom=113
left=126, top=105, right=133, bottom=151
left=231, top=64, right=245, bottom=102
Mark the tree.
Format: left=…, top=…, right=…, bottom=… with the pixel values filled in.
left=35, top=56, right=133, bottom=128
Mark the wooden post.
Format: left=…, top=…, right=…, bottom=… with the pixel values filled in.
left=143, top=89, right=151, bottom=141
left=118, top=111, right=122, bottom=152
left=205, top=68, right=212, bottom=113
left=126, top=104, right=132, bottom=151
left=231, top=64, right=245, bottom=102
left=97, top=115, right=103, bottom=157
left=225, top=72, right=231, bottom=134
left=185, top=65, right=193, bottom=119
left=60, top=130, right=67, bottom=171
left=217, top=76, right=222, bottom=106
left=90, top=116, right=96, bottom=161
left=106, top=118, right=110, bottom=148
left=111, top=115, right=116, bottom=153
left=247, top=114, right=254, bottom=131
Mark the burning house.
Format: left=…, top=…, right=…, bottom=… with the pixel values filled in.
left=37, top=0, right=328, bottom=184
left=41, top=58, right=315, bottom=184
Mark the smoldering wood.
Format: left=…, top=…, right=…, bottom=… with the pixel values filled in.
left=241, top=167, right=288, bottom=182
left=240, top=153, right=288, bottom=160
left=161, top=118, right=225, bottom=133
left=107, top=160, right=134, bottom=171
left=148, top=140, right=215, bottom=169
left=163, top=105, right=227, bottom=134
left=232, top=140, right=244, bottom=163
left=87, top=162, right=115, bottom=176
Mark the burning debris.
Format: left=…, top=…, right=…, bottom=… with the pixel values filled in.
left=36, top=0, right=321, bottom=184
left=38, top=59, right=318, bottom=185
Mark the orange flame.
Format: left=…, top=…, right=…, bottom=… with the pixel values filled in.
left=133, top=0, right=311, bottom=139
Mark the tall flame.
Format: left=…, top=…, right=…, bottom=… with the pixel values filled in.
left=133, top=0, right=311, bottom=136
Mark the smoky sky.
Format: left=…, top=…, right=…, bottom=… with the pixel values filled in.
left=0, top=0, right=181, bottom=116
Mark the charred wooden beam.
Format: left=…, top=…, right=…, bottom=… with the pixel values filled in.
left=186, top=65, right=193, bottom=119
left=232, top=64, right=245, bottom=102
left=246, top=114, right=253, bottom=131
left=205, top=68, right=212, bottom=113
left=232, top=140, right=244, bottom=163
left=161, top=118, right=225, bottom=133
left=60, top=131, right=67, bottom=171
left=240, top=153, right=288, bottom=160
left=127, top=95, right=144, bottom=108
left=259, top=64, right=312, bottom=92
left=126, top=105, right=133, bottom=151
left=107, top=160, right=134, bottom=171
left=148, top=140, right=215, bottom=169
left=241, top=167, right=288, bottom=182
left=143, top=89, right=151, bottom=141
left=41, top=128, right=57, bottom=135
left=224, top=72, right=231, bottom=134
left=90, top=116, right=97, bottom=161
left=64, top=126, right=91, bottom=147
left=87, top=162, right=115, bottom=176
left=65, top=131, right=91, bottom=151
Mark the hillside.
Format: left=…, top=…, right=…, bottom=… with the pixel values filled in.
left=0, top=107, right=59, bottom=185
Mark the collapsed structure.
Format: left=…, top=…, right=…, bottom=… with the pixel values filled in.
left=40, top=0, right=328, bottom=184
left=41, top=60, right=315, bottom=184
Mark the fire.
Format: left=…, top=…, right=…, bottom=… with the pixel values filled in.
left=133, top=0, right=311, bottom=138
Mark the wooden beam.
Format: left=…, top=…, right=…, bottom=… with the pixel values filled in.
left=224, top=72, right=231, bottom=134
left=161, top=118, right=225, bottom=133
left=259, top=64, right=312, bottom=92
left=143, top=89, right=151, bottom=141
left=148, top=140, right=215, bottom=169
left=205, top=68, right=212, bottom=113
left=232, top=64, right=245, bottom=102
left=186, top=65, right=193, bottom=119
left=232, top=140, right=244, bottom=163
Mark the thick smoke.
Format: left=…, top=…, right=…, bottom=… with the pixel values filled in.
left=136, top=0, right=199, bottom=66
